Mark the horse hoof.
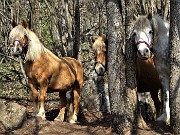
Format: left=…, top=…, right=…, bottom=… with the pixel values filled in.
left=69, top=119, right=76, bottom=124
left=54, top=118, right=64, bottom=122
left=69, top=114, right=77, bottom=124
left=156, top=113, right=170, bottom=125
left=37, top=113, right=46, bottom=120
left=55, top=114, right=64, bottom=122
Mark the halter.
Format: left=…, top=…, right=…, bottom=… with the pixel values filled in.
left=136, top=40, right=153, bottom=49
left=13, top=39, right=29, bottom=55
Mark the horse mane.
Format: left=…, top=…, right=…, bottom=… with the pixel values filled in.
left=151, top=15, right=169, bottom=40
left=24, top=29, right=47, bottom=61
left=133, top=16, right=151, bottom=31
left=92, top=36, right=106, bottom=51
left=9, top=25, right=28, bottom=42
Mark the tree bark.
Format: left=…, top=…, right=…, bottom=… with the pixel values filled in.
left=106, top=0, right=137, bottom=134
left=73, top=0, right=80, bottom=59
left=169, top=0, right=180, bottom=134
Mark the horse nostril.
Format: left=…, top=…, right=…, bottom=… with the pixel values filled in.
left=145, top=48, right=149, bottom=53
left=137, top=50, right=142, bottom=56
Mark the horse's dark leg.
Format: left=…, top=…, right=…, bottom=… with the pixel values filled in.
left=55, top=92, right=67, bottom=122
left=28, top=79, right=39, bottom=117
left=150, top=89, right=161, bottom=119
left=69, top=83, right=80, bottom=124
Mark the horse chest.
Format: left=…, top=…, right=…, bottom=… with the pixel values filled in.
left=25, top=62, right=50, bottom=82
left=136, top=58, right=161, bottom=91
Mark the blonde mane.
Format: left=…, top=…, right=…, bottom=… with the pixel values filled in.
left=25, top=29, right=47, bottom=61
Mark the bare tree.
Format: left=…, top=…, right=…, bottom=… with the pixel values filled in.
left=73, top=0, right=80, bottom=59
left=106, top=0, right=138, bottom=134
left=169, top=0, right=180, bottom=134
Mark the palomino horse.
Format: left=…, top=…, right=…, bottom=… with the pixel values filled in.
left=91, top=35, right=107, bottom=76
left=133, top=14, right=170, bottom=124
left=9, top=20, right=83, bottom=124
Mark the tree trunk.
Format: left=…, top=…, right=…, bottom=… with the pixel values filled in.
left=106, top=0, right=137, bottom=134
left=73, top=0, right=80, bottom=59
left=169, top=0, right=180, bottom=134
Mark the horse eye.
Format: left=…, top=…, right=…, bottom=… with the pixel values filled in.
left=133, top=32, right=137, bottom=36
left=149, top=30, right=153, bottom=34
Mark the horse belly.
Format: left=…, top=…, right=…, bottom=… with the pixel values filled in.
left=48, top=75, right=75, bottom=93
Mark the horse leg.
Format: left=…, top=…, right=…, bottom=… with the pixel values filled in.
left=137, top=93, right=149, bottom=128
left=157, top=77, right=170, bottom=124
left=29, top=80, right=39, bottom=117
left=69, top=83, right=80, bottom=124
left=37, top=86, right=47, bottom=120
left=150, top=89, right=161, bottom=119
left=55, top=92, right=67, bottom=122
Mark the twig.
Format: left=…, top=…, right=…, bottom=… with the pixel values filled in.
left=18, top=56, right=28, bottom=84
left=0, top=52, right=19, bottom=62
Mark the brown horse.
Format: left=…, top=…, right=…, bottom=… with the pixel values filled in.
left=91, top=35, right=107, bottom=76
left=136, top=57, right=162, bottom=118
left=9, top=20, right=83, bottom=123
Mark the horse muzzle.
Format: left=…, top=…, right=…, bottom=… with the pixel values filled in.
left=11, top=47, right=22, bottom=57
left=137, top=50, right=153, bottom=60
left=95, top=63, right=105, bottom=76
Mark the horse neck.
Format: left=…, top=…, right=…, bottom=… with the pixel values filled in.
left=25, top=29, right=46, bottom=61
left=152, top=17, right=169, bottom=59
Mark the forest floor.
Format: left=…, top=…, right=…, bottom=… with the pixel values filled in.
left=0, top=62, right=173, bottom=135
left=1, top=99, right=172, bottom=135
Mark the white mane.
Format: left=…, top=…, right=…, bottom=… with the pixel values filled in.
left=151, top=16, right=169, bottom=63
left=25, top=29, right=46, bottom=61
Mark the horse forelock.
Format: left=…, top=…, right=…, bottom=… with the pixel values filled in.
left=134, top=16, right=151, bottom=31
left=9, top=25, right=28, bottom=42
left=92, top=37, right=106, bottom=51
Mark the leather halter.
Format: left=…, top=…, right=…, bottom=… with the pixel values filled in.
left=13, top=39, right=29, bottom=55
left=136, top=40, right=153, bottom=49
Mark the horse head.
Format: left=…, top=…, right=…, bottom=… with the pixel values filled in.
left=9, top=20, right=29, bottom=57
left=92, top=35, right=107, bottom=76
left=133, top=14, right=154, bottom=60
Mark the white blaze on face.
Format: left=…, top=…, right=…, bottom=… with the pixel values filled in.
left=95, top=50, right=105, bottom=75
left=134, top=27, right=153, bottom=58
left=13, top=40, right=22, bottom=53
left=13, top=40, right=19, bottom=53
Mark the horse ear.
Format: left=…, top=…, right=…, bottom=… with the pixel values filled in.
left=147, top=13, right=152, bottom=20
left=12, top=20, right=17, bottom=28
left=92, top=36, right=98, bottom=43
left=101, top=35, right=106, bottom=42
left=22, top=20, right=27, bottom=28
